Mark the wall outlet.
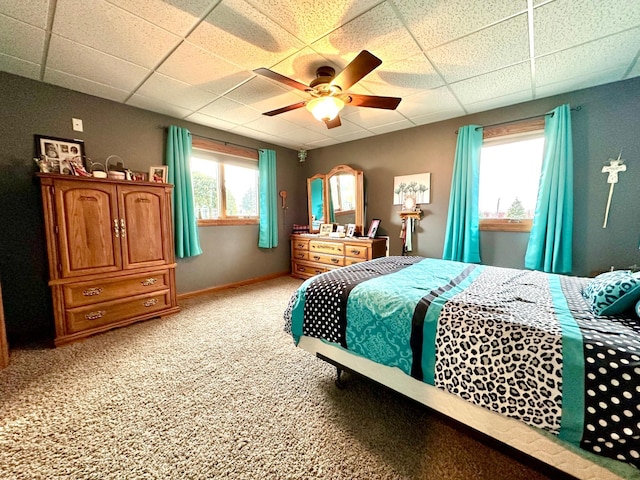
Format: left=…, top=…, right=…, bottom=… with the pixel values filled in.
left=72, top=118, right=83, bottom=132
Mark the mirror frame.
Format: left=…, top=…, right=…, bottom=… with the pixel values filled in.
left=307, top=164, right=364, bottom=235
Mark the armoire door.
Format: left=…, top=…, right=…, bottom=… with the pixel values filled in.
left=53, top=180, right=122, bottom=277
left=118, top=184, right=170, bottom=270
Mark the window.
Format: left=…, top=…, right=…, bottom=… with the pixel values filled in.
left=190, top=138, right=259, bottom=226
left=478, top=121, right=545, bottom=232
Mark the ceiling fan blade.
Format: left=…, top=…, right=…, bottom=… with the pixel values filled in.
left=262, top=101, right=307, bottom=116
left=330, top=50, right=382, bottom=91
left=323, top=116, right=342, bottom=129
left=253, top=68, right=309, bottom=92
left=344, top=93, right=401, bottom=110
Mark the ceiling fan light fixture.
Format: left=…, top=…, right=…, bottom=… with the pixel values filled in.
left=306, top=96, right=344, bottom=122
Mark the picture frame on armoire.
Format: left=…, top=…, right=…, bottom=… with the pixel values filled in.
left=34, top=134, right=86, bottom=174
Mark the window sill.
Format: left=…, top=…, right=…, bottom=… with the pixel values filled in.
left=479, top=219, right=532, bottom=232
left=198, top=218, right=259, bottom=227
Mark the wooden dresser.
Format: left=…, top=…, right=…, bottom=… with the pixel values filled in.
left=290, top=234, right=387, bottom=279
left=38, top=174, right=180, bottom=346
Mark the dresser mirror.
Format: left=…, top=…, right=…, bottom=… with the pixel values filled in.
left=307, top=164, right=364, bottom=235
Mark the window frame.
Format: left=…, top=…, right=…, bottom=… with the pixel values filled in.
left=479, top=118, right=545, bottom=233
left=191, top=137, right=259, bottom=227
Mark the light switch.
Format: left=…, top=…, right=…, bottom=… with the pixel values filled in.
left=72, top=118, right=83, bottom=132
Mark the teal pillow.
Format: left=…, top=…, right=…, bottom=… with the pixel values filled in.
left=583, top=270, right=640, bottom=316
left=636, top=299, right=640, bottom=318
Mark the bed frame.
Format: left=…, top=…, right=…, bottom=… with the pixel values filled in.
left=298, top=335, right=629, bottom=480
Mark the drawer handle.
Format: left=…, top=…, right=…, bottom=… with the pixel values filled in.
left=351, top=249, right=361, bottom=255
left=296, top=253, right=304, bottom=258
left=331, top=258, right=339, bottom=264
left=314, top=269, right=323, bottom=274
left=313, top=255, right=321, bottom=260
left=82, top=287, right=104, bottom=296
left=85, top=310, right=106, bottom=321
left=141, top=278, right=157, bottom=286
left=299, top=267, right=306, bottom=272
left=143, top=298, right=158, bottom=307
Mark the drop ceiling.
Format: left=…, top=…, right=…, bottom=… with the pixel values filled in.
left=1, top=0, right=639, bottom=150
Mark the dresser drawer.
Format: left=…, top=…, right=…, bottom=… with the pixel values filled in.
left=309, top=252, right=345, bottom=267
left=292, top=250, right=309, bottom=261
left=292, top=238, right=310, bottom=250
left=310, top=241, right=345, bottom=255
left=345, top=244, right=369, bottom=259
left=66, top=290, right=170, bottom=334
left=345, top=257, right=366, bottom=266
left=63, top=270, right=170, bottom=308
left=292, top=261, right=328, bottom=278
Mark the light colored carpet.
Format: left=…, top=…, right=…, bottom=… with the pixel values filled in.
left=0, top=276, right=554, bottom=479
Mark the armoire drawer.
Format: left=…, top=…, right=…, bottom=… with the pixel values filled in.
left=63, top=270, right=170, bottom=308
left=345, top=257, right=366, bottom=266
left=292, top=250, right=309, bottom=261
left=292, top=261, right=328, bottom=278
left=292, top=238, right=310, bottom=250
left=66, top=290, right=170, bottom=334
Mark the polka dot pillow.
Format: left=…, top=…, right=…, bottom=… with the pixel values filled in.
left=583, top=270, right=640, bottom=316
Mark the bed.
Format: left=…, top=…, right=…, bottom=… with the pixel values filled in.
left=283, top=256, right=640, bottom=480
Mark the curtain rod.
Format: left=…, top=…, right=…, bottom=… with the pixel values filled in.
left=158, top=126, right=262, bottom=153
left=454, top=106, right=582, bottom=134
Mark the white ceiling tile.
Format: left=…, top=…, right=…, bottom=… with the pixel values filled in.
left=409, top=108, right=465, bottom=126
left=301, top=116, right=365, bottom=138
left=368, top=119, right=416, bottom=135
left=334, top=129, right=374, bottom=143
left=429, top=14, right=530, bottom=83
left=198, top=97, right=263, bottom=124
left=464, top=90, right=533, bottom=114
left=341, top=107, right=407, bottom=129
left=136, top=72, right=218, bottom=110
left=158, top=41, right=252, bottom=95
left=0, top=14, right=45, bottom=63
left=268, top=47, right=334, bottom=86
left=0, top=53, right=41, bottom=80
left=536, top=28, right=640, bottom=87
left=245, top=0, right=381, bottom=44
left=395, top=0, right=527, bottom=50
left=225, top=76, right=306, bottom=112
left=451, top=62, right=531, bottom=104
left=358, top=54, right=445, bottom=97
left=187, top=0, right=303, bottom=70
left=229, top=125, right=282, bottom=144
left=43, top=69, right=130, bottom=102
left=0, top=0, right=49, bottom=29
left=534, top=0, right=640, bottom=56
left=47, top=35, right=150, bottom=91
left=305, top=137, right=341, bottom=149
left=397, top=86, right=462, bottom=118
left=265, top=105, right=318, bottom=128
left=53, top=0, right=180, bottom=68
left=185, top=112, right=238, bottom=130
left=274, top=127, right=331, bottom=145
left=126, top=94, right=193, bottom=118
left=243, top=114, right=298, bottom=136
left=311, top=2, right=422, bottom=69
left=535, top=67, right=629, bottom=100
left=106, top=0, right=214, bottom=36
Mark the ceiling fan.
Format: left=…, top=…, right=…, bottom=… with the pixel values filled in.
left=253, top=50, right=401, bottom=129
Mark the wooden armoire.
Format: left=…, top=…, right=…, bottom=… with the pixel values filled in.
left=38, top=174, right=180, bottom=346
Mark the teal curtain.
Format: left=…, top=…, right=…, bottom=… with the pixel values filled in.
left=166, top=126, right=202, bottom=258
left=258, top=149, right=278, bottom=248
left=442, top=125, right=483, bottom=263
left=525, top=104, right=574, bottom=273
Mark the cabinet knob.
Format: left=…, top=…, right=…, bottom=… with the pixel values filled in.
left=313, top=255, right=320, bottom=260
left=82, top=287, right=104, bottom=297
left=113, top=219, right=120, bottom=238
left=120, top=218, right=126, bottom=238
left=143, top=298, right=158, bottom=307
left=141, top=278, right=157, bottom=286
left=85, top=310, right=106, bottom=321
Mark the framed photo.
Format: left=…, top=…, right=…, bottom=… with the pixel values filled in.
left=319, top=223, right=334, bottom=236
left=35, top=135, right=85, bottom=174
left=367, top=219, right=381, bottom=238
left=393, top=172, right=431, bottom=205
left=346, top=224, right=356, bottom=237
left=149, top=166, right=168, bottom=183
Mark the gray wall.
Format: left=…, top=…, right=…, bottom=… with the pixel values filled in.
left=303, top=77, right=640, bottom=276
left=1, top=70, right=639, bottom=344
left=0, top=72, right=306, bottom=343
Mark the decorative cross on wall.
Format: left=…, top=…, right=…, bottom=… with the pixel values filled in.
left=601, top=152, right=626, bottom=228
